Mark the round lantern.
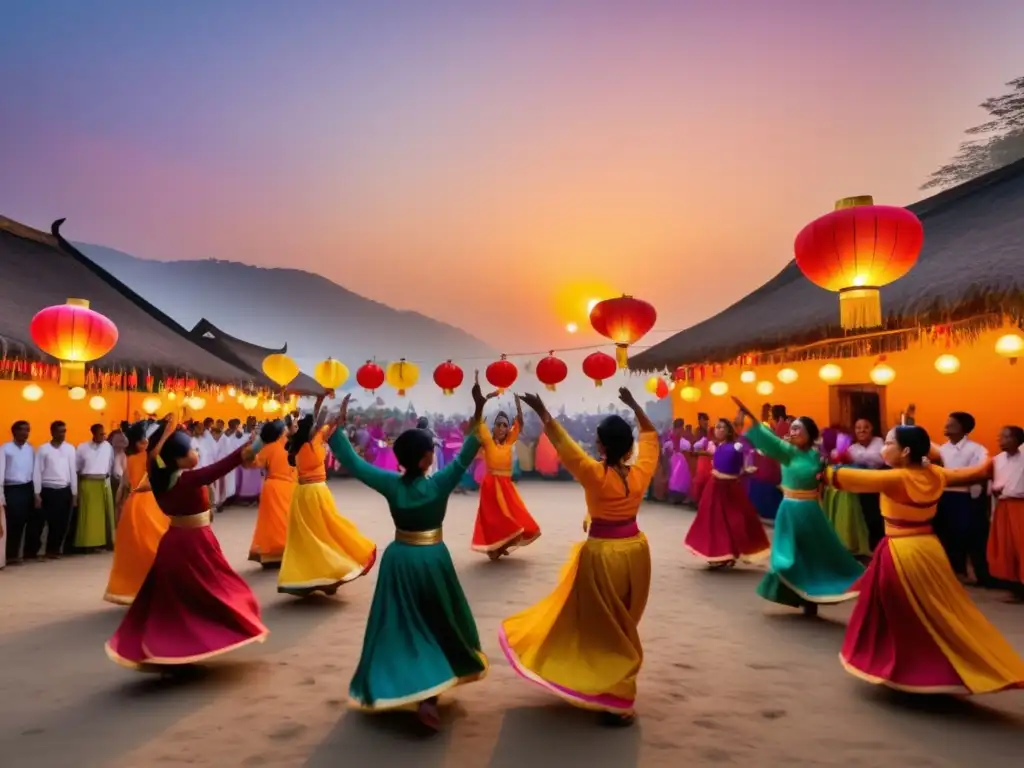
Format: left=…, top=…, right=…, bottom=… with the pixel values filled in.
left=166, top=391, right=177, bottom=401
left=262, top=353, right=300, bottom=388
left=739, top=369, right=756, bottom=384
left=709, top=381, right=729, bottom=397
left=536, top=352, right=568, bottom=391
left=356, top=361, right=386, bottom=393
left=386, top=358, right=420, bottom=397
left=227, top=386, right=237, bottom=397
left=995, top=333, right=1024, bottom=364
left=486, top=354, right=518, bottom=394
left=869, top=362, right=896, bottom=386
left=794, top=196, right=924, bottom=330
left=314, top=357, right=349, bottom=390
left=645, top=376, right=660, bottom=394
left=69, top=386, right=86, bottom=401
left=187, top=395, right=206, bottom=411
left=22, top=383, right=43, bottom=402
left=679, top=385, right=701, bottom=403
left=243, top=395, right=259, bottom=410
left=582, top=351, right=617, bottom=387
left=433, top=360, right=464, bottom=395
left=216, top=392, right=225, bottom=403
left=589, top=295, right=657, bottom=368
left=141, top=396, right=162, bottom=414
left=818, top=363, right=843, bottom=383
left=645, top=377, right=669, bottom=399
left=777, top=368, right=798, bottom=384
left=89, top=395, right=106, bottom=411
left=934, top=354, right=960, bottom=375
left=29, top=298, right=119, bottom=387
left=755, top=380, right=774, bottom=396
left=262, top=400, right=277, bottom=413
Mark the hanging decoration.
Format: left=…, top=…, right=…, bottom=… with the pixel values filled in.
left=755, top=380, right=774, bottom=396
left=995, top=332, right=1024, bottom=364
left=29, top=298, right=119, bottom=387
left=313, top=357, right=349, bottom=390
left=869, top=360, right=896, bottom=385
left=243, top=395, right=259, bottom=410
left=69, top=386, right=86, bottom=401
left=589, top=295, right=657, bottom=368
left=141, top=396, right=162, bottom=414
left=709, top=381, right=729, bottom=396
left=582, top=351, right=617, bottom=387
left=89, top=395, right=106, bottom=411
left=486, top=354, right=518, bottom=394
left=262, top=353, right=300, bottom=388
left=679, top=385, right=701, bottom=403
left=739, top=369, right=756, bottom=384
left=385, top=358, right=420, bottom=396
left=535, top=352, right=568, bottom=391
left=818, top=363, right=843, bottom=383
left=777, top=368, right=798, bottom=384
left=356, top=361, right=386, bottom=393
left=22, top=383, right=43, bottom=402
left=794, top=196, right=923, bottom=330
left=934, top=354, right=960, bottom=375
left=672, top=366, right=689, bottom=383
left=645, top=376, right=669, bottom=399
left=432, top=360, right=464, bottom=395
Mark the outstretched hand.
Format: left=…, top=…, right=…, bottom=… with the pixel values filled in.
left=517, top=392, right=547, bottom=415
left=618, top=387, right=638, bottom=409
left=471, top=370, right=499, bottom=410
left=333, top=393, right=352, bottom=426
left=732, top=396, right=756, bottom=421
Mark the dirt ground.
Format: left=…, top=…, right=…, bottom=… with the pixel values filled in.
left=0, top=480, right=1021, bottom=767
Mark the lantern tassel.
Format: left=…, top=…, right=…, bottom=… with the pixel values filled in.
left=839, top=287, right=882, bottom=330
left=444, top=388, right=453, bottom=396
left=398, top=389, right=406, bottom=396
left=545, top=384, right=556, bottom=392
left=59, top=361, right=85, bottom=388
left=496, top=387, right=505, bottom=394
left=614, top=344, right=628, bottom=369
left=594, top=380, right=603, bottom=388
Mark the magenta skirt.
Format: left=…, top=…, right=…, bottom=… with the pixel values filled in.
left=106, top=521, right=268, bottom=669
left=685, top=476, right=770, bottom=563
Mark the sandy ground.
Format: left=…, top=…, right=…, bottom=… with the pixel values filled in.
left=0, top=480, right=1022, bottom=768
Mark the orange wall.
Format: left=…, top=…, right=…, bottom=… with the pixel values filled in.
left=672, top=326, right=1024, bottom=453
left=0, top=381, right=253, bottom=446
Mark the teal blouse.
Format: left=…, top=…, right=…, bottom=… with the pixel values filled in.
left=328, top=429, right=482, bottom=532
left=745, top=423, right=823, bottom=492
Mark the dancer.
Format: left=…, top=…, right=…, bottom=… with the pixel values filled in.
left=235, top=419, right=264, bottom=505
left=104, top=422, right=170, bottom=605
left=248, top=420, right=295, bottom=567
left=688, top=428, right=715, bottom=505
left=500, top=387, right=655, bottom=726
left=988, top=425, right=1024, bottom=601
left=664, top=419, right=692, bottom=504
left=105, top=414, right=271, bottom=670
left=825, top=426, right=1024, bottom=694
left=848, top=418, right=886, bottom=550
left=278, top=404, right=377, bottom=597
left=684, top=420, right=770, bottom=567
left=819, top=428, right=871, bottom=558
left=471, top=396, right=541, bottom=560
left=327, top=376, right=490, bottom=730
left=733, top=397, right=863, bottom=616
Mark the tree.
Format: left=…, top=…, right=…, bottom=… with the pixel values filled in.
left=922, top=76, right=1024, bottom=190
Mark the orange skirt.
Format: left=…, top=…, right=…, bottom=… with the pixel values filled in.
left=988, top=497, right=1024, bottom=583
left=472, top=474, right=540, bottom=554
left=249, top=477, right=294, bottom=565
left=104, top=490, right=170, bottom=605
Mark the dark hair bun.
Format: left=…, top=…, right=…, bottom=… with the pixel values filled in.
left=260, top=420, right=286, bottom=444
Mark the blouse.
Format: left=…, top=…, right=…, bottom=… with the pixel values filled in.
left=478, top=420, right=519, bottom=474
left=155, top=445, right=250, bottom=517
left=296, top=432, right=328, bottom=483
left=257, top=437, right=296, bottom=483
left=847, top=437, right=885, bottom=469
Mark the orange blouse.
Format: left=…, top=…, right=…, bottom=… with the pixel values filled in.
left=296, top=431, right=327, bottom=483
left=478, top=420, right=520, bottom=475
left=256, top=437, right=296, bottom=483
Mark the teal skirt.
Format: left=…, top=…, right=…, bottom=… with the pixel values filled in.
left=349, top=538, right=487, bottom=710
left=820, top=487, right=871, bottom=557
left=756, top=497, right=864, bottom=608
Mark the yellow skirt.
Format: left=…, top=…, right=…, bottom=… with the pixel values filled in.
left=104, top=491, right=170, bottom=606
left=278, top=482, right=377, bottom=596
left=499, top=533, right=651, bottom=714
left=249, top=476, right=294, bottom=565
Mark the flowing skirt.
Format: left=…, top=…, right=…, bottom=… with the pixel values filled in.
left=756, top=498, right=863, bottom=608
left=374, top=447, right=399, bottom=472
left=278, top=482, right=377, bottom=596
left=841, top=532, right=1024, bottom=694
left=689, top=456, right=713, bottom=504
left=988, top=497, right=1024, bottom=584
left=500, top=533, right=651, bottom=714
left=685, top=476, right=770, bottom=564
left=105, top=520, right=268, bottom=669
left=821, top=487, right=871, bottom=557
left=349, top=538, right=487, bottom=710
left=748, top=478, right=782, bottom=522
left=667, top=453, right=691, bottom=498
left=249, top=476, right=294, bottom=565
left=471, top=474, right=541, bottom=554
left=104, top=491, right=170, bottom=605
left=75, top=477, right=115, bottom=549
left=235, top=466, right=263, bottom=503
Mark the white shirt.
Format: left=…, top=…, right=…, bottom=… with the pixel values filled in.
left=848, top=437, right=885, bottom=469
left=34, top=442, right=78, bottom=495
left=77, top=440, right=114, bottom=477
left=939, top=438, right=989, bottom=497
left=993, top=451, right=1024, bottom=499
left=192, top=432, right=216, bottom=469
left=0, top=441, right=35, bottom=506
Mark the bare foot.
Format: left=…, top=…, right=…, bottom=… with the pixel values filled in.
left=417, top=698, right=441, bottom=731
left=802, top=602, right=819, bottom=617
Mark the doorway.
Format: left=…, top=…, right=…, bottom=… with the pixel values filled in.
left=829, top=385, right=886, bottom=434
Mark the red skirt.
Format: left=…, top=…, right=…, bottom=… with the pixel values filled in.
left=689, top=456, right=713, bottom=504
left=988, top=497, right=1024, bottom=583
left=685, top=475, right=770, bottom=563
left=106, top=521, right=268, bottom=669
left=472, top=474, right=540, bottom=554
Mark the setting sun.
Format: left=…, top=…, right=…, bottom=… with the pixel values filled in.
left=566, top=322, right=579, bottom=334
left=587, top=298, right=600, bottom=314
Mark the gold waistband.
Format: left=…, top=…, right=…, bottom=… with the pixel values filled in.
left=782, top=487, right=819, bottom=500
left=886, top=525, right=932, bottom=538
left=81, top=474, right=109, bottom=480
left=395, top=528, right=442, bottom=545
left=298, top=477, right=327, bottom=485
left=488, top=470, right=512, bottom=477
left=711, top=469, right=740, bottom=480
left=170, top=510, right=211, bottom=529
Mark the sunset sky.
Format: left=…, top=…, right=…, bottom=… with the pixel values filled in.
left=3, top=0, right=1022, bottom=356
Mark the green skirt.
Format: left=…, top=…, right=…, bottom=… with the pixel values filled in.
left=349, top=538, right=487, bottom=710
left=820, top=487, right=871, bottom=557
left=75, top=477, right=115, bottom=549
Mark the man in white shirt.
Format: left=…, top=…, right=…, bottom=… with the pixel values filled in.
left=30, top=420, right=77, bottom=559
left=1, top=420, right=35, bottom=566
left=936, top=411, right=991, bottom=584
left=75, top=423, right=115, bottom=552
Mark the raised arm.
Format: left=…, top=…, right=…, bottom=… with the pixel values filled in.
left=826, top=465, right=904, bottom=495
left=545, top=418, right=602, bottom=485
left=178, top=443, right=253, bottom=489
left=433, top=372, right=490, bottom=496
left=743, top=421, right=797, bottom=465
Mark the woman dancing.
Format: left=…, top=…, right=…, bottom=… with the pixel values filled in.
left=664, top=419, right=692, bottom=504
left=733, top=397, right=863, bottom=616
left=278, top=404, right=377, bottom=597
left=248, top=420, right=295, bottom=567
left=104, top=422, right=170, bottom=605
left=500, top=388, right=656, bottom=726
left=819, top=428, right=871, bottom=558
left=471, top=397, right=541, bottom=560
left=326, top=375, right=491, bottom=730
left=105, top=414, right=271, bottom=670
left=825, top=425, right=1024, bottom=694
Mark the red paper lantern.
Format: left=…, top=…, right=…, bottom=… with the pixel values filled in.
left=535, top=351, right=568, bottom=391
left=433, top=360, right=464, bottom=395
left=582, top=351, right=617, bottom=387
left=589, top=295, right=657, bottom=368
left=672, top=366, right=688, bottom=382
left=30, top=298, right=118, bottom=387
left=355, top=360, right=385, bottom=393
left=486, top=354, right=518, bottom=394
left=794, top=195, right=923, bottom=330
left=655, top=378, right=670, bottom=399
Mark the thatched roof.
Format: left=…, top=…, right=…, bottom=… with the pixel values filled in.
left=190, top=319, right=325, bottom=396
left=631, top=158, right=1024, bottom=370
left=0, top=217, right=256, bottom=383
